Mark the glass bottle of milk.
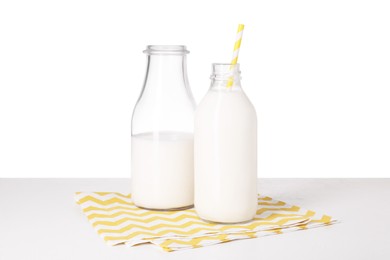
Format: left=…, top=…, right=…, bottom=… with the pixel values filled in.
left=131, top=45, right=196, bottom=210
left=194, top=63, right=257, bottom=223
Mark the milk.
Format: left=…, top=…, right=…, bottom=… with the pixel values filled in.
left=194, top=88, right=258, bottom=223
left=131, top=132, right=194, bottom=210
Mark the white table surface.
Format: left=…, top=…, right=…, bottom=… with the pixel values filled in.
left=0, top=178, right=389, bottom=260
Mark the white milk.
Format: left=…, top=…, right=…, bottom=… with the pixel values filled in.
left=194, top=88, right=258, bottom=223
left=131, top=132, right=194, bottom=210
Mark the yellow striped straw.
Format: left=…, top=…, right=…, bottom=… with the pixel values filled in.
left=227, top=24, right=245, bottom=88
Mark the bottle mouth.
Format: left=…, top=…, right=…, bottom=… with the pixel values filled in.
left=210, top=63, right=241, bottom=80
left=143, top=45, right=189, bottom=55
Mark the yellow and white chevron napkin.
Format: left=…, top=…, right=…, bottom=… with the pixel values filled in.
left=75, top=192, right=336, bottom=252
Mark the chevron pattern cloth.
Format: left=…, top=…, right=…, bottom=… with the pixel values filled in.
left=75, top=192, right=336, bottom=251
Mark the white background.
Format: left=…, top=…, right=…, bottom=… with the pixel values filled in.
left=0, top=0, right=389, bottom=178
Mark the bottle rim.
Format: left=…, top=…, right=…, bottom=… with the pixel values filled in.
left=210, top=63, right=241, bottom=80
left=143, top=45, right=189, bottom=55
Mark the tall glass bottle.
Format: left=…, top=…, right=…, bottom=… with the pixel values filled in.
left=131, top=45, right=196, bottom=210
left=194, top=64, right=258, bottom=223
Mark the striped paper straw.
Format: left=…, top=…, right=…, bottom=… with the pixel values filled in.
left=227, top=24, right=245, bottom=88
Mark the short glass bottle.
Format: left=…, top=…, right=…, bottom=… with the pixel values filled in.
left=194, top=63, right=258, bottom=223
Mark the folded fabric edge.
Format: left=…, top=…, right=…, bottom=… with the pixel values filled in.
left=107, top=218, right=338, bottom=248
left=148, top=221, right=339, bottom=252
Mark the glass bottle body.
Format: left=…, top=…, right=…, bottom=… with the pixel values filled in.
left=131, top=45, right=196, bottom=210
left=194, top=64, right=258, bottom=223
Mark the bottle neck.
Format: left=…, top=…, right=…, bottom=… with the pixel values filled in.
left=144, top=54, right=189, bottom=91
left=209, top=63, right=242, bottom=91
left=210, top=77, right=242, bottom=90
